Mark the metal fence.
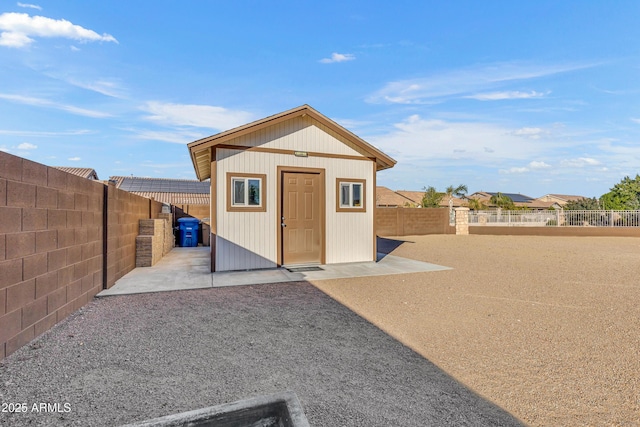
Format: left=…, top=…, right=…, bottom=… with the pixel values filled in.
left=467, top=210, right=640, bottom=227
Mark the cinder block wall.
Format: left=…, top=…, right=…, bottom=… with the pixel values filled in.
left=136, top=218, right=173, bottom=267
left=0, top=152, right=104, bottom=359
left=376, top=207, right=455, bottom=236
left=104, top=185, right=163, bottom=289
left=0, top=152, right=166, bottom=359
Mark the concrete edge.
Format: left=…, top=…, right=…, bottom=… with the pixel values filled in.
left=119, top=390, right=310, bottom=427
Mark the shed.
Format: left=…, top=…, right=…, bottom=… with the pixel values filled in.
left=187, top=104, right=396, bottom=272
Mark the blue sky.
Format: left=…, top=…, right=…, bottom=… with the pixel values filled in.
left=1, top=1, right=639, bottom=198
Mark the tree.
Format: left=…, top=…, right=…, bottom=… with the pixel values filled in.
left=564, top=197, right=601, bottom=210
left=466, top=197, right=487, bottom=210
left=489, top=192, right=515, bottom=209
left=420, top=184, right=468, bottom=208
left=444, top=184, right=468, bottom=206
left=600, top=175, right=640, bottom=210
left=421, top=186, right=444, bottom=208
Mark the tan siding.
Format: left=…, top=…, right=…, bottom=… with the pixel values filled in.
left=215, top=136, right=375, bottom=271
left=222, top=116, right=364, bottom=157
left=327, top=160, right=374, bottom=264
left=216, top=148, right=275, bottom=271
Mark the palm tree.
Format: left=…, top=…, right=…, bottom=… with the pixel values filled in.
left=467, top=197, right=487, bottom=211
left=489, top=192, right=515, bottom=209
left=444, top=184, right=468, bottom=208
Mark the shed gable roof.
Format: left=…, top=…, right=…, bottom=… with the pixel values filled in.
left=187, top=104, right=396, bottom=181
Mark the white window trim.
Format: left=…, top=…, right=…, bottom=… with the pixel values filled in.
left=336, top=178, right=366, bottom=212
left=232, top=177, right=262, bottom=207
left=226, top=173, right=266, bottom=212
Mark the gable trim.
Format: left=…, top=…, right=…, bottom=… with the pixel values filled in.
left=215, top=144, right=374, bottom=163
left=188, top=104, right=395, bottom=181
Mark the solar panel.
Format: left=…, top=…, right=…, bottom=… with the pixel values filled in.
left=119, top=178, right=210, bottom=194
left=486, top=192, right=534, bottom=203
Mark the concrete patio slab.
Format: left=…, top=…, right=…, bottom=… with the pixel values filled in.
left=97, top=247, right=450, bottom=296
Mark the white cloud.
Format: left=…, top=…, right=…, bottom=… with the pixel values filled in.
left=498, top=160, right=552, bottom=175
left=560, top=157, right=601, bottom=167
left=17, top=3, right=41, bottom=10
left=139, top=161, right=192, bottom=169
left=140, top=101, right=254, bottom=130
left=367, top=61, right=594, bottom=104
left=499, top=167, right=529, bottom=174
left=67, top=156, right=81, bottom=161
left=0, top=93, right=112, bottom=118
left=528, top=161, right=551, bottom=169
left=319, top=52, right=355, bottom=64
left=0, top=129, right=92, bottom=137
left=369, top=115, right=546, bottom=164
left=0, top=12, right=117, bottom=48
left=132, top=129, right=206, bottom=144
left=512, top=127, right=546, bottom=139
left=631, top=118, right=640, bottom=124
left=365, top=114, right=596, bottom=178
left=17, top=142, right=37, bottom=150
left=67, top=78, right=126, bottom=98
left=465, top=90, right=548, bottom=101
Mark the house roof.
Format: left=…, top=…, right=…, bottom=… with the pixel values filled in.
left=110, top=176, right=210, bottom=194
left=109, top=176, right=210, bottom=205
left=537, top=194, right=586, bottom=202
left=376, top=187, right=416, bottom=206
left=469, top=191, right=535, bottom=203
left=53, top=167, right=99, bottom=180
left=396, top=190, right=423, bottom=205
left=187, top=104, right=397, bottom=181
left=130, top=192, right=210, bottom=205
left=397, top=190, right=467, bottom=207
left=528, top=200, right=560, bottom=209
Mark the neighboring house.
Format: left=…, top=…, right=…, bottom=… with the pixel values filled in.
left=396, top=190, right=466, bottom=208
left=376, top=186, right=417, bottom=207
left=53, top=167, right=99, bottom=180
left=187, top=104, right=396, bottom=272
left=534, top=194, right=586, bottom=207
left=108, top=176, right=210, bottom=205
left=468, top=191, right=536, bottom=208
left=396, top=190, right=423, bottom=206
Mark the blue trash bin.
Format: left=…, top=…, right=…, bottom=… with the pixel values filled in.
left=177, top=218, right=200, bottom=247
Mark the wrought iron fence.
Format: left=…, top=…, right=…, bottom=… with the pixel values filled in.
left=467, top=210, right=640, bottom=227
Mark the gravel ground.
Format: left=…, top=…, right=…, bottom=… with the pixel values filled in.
left=315, top=235, right=640, bottom=426
left=0, top=281, right=521, bottom=426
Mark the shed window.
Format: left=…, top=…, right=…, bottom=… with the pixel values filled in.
left=336, top=179, right=366, bottom=212
left=227, top=173, right=267, bottom=212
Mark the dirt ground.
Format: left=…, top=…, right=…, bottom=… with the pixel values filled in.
left=313, top=235, right=640, bottom=426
